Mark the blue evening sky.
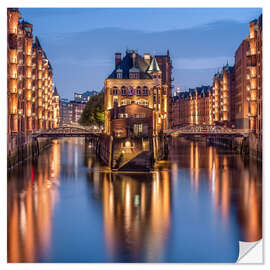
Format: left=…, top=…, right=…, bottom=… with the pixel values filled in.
left=20, top=8, right=262, bottom=99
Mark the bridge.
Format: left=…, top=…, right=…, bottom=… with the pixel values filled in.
left=32, top=125, right=101, bottom=138
left=166, top=125, right=249, bottom=138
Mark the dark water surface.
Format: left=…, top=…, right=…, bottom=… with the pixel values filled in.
left=7, top=137, right=262, bottom=262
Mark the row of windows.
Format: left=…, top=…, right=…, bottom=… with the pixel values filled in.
left=120, top=99, right=149, bottom=106
left=116, top=73, right=161, bottom=80
left=111, top=86, right=149, bottom=96
left=118, top=113, right=146, bottom=119
left=116, top=72, right=140, bottom=79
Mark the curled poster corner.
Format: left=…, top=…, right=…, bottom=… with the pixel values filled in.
left=237, top=239, right=263, bottom=264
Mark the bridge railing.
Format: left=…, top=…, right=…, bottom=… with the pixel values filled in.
left=167, top=125, right=249, bottom=136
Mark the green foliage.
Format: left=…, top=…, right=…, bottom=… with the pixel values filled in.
left=79, top=92, right=105, bottom=127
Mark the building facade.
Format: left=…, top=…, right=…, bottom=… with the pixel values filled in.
left=60, top=99, right=73, bottom=125
left=60, top=99, right=86, bottom=125
left=7, top=8, right=59, bottom=163
left=212, top=65, right=235, bottom=126
left=233, top=40, right=249, bottom=129
left=171, top=86, right=212, bottom=127
left=155, top=51, right=173, bottom=128
left=246, top=15, right=262, bottom=159
left=246, top=15, right=262, bottom=135
left=71, top=101, right=86, bottom=123
left=52, top=87, right=60, bottom=128
left=74, top=90, right=98, bottom=103
left=104, top=50, right=169, bottom=138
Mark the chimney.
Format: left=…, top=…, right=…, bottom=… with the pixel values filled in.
left=132, top=52, right=136, bottom=67
left=115, top=53, right=121, bottom=67
left=144, top=53, right=150, bottom=65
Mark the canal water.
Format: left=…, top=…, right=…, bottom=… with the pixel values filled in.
left=7, top=137, right=262, bottom=262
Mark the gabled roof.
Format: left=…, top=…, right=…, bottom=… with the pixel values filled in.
left=33, top=36, right=42, bottom=49
left=53, top=87, right=59, bottom=97
left=147, top=56, right=161, bottom=73
left=107, top=51, right=152, bottom=79
left=20, top=19, right=32, bottom=25
left=223, top=63, right=234, bottom=72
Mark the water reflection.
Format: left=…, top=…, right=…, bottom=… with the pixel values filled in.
left=8, top=140, right=61, bottom=262
left=7, top=137, right=262, bottom=262
left=87, top=169, right=171, bottom=262
left=170, top=137, right=262, bottom=243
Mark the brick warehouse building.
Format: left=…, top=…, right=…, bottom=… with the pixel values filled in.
left=212, top=64, right=235, bottom=126
left=170, top=14, right=262, bottom=160
left=171, top=86, right=213, bottom=127
left=233, top=40, right=249, bottom=129
left=104, top=50, right=171, bottom=138
left=7, top=8, right=60, bottom=166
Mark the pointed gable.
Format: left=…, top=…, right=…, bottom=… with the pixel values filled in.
left=147, top=56, right=161, bottom=73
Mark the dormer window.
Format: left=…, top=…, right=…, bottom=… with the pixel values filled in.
left=116, top=68, right=123, bottom=79
left=129, top=67, right=139, bottom=79
left=129, top=73, right=139, bottom=79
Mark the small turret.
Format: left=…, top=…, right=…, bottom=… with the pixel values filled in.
left=147, top=56, right=161, bottom=74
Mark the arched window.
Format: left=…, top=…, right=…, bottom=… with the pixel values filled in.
left=121, top=86, right=126, bottom=96
left=143, top=86, right=148, bottom=96
left=136, top=87, right=141, bottom=96
left=128, top=87, right=133, bottom=96
left=113, top=87, right=118, bottom=95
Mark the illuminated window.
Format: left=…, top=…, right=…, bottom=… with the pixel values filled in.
left=134, top=123, right=143, bottom=135
left=117, top=72, right=122, bottom=79
left=121, top=87, right=126, bottom=96
left=128, top=87, right=133, bottom=96
left=113, top=87, right=118, bottom=95
left=143, top=87, right=148, bottom=96
left=137, top=87, right=141, bottom=96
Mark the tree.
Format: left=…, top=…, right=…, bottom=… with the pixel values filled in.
left=79, top=91, right=105, bottom=127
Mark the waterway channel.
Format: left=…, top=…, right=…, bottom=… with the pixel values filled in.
left=7, top=137, right=262, bottom=262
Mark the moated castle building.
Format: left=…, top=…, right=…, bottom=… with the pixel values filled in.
left=104, top=50, right=172, bottom=138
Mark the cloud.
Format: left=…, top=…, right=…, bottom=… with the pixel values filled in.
left=174, top=56, right=235, bottom=70
left=38, top=19, right=249, bottom=99
left=54, top=56, right=112, bottom=68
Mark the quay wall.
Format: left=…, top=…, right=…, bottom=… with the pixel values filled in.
left=8, top=135, right=52, bottom=170
left=205, top=134, right=261, bottom=162
left=90, top=134, right=168, bottom=171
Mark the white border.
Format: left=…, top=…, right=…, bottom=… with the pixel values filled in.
left=0, top=0, right=268, bottom=269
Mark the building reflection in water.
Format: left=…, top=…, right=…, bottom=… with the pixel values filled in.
left=88, top=169, right=171, bottom=262
left=7, top=137, right=262, bottom=262
left=170, top=137, right=262, bottom=242
left=8, top=140, right=61, bottom=262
